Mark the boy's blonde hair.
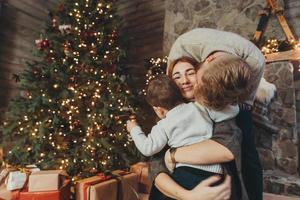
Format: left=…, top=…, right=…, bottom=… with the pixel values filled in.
left=195, top=54, right=255, bottom=110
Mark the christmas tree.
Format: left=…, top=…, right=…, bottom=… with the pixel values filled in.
left=1, top=0, right=140, bottom=179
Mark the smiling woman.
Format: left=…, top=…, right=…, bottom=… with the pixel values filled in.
left=167, top=56, right=199, bottom=101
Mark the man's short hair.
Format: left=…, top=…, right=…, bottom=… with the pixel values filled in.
left=195, top=54, right=255, bottom=110
left=146, top=74, right=184, bottom=110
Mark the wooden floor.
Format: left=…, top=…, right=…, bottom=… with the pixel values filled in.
left=264, top=193, right=300, bottom=200
left=139, top=193, right=300, bottom=200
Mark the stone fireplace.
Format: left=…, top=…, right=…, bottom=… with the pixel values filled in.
left=163, top=0, right=300, bottom=196
left=253, top=61, right=300, bottom=195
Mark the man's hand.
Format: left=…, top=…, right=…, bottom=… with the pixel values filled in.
left=255, top=77, right=276, bottom=105
left=183, top=175, right=231, bottom=200
left=164, top=149, right=175, bottom=172
left=126, top=119, right=138, bottom=133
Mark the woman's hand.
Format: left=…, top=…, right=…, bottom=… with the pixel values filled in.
left=164, top=149, right=175, bottom=172
left=183, top=175, right=231, bottom=200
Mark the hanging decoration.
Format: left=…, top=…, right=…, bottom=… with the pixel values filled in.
left=253, top=0, right=300, bottom=62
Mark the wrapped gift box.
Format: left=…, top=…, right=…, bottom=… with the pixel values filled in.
left=6, top=171, right=27, bottom=191
left=24, top=165, right=40, bottom=173
left=76, top=171, right=139, bottom=200
left=0, top=182, right=11, bottom=200
left=28, top=170, right=68, bottom=192
left=18, top=179, right=71, bottom=200
left=130, top=162, right=151, bottom=194
left=0, top=169, right=10, bottom=184
left=139, top=193, right=149, bottom=200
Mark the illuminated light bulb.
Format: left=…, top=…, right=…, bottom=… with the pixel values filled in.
left=53, top=84, right=59, bottom=89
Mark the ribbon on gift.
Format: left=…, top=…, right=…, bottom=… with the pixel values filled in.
left=83, top=173, right=112, bottom=200
left=82, top=170, right=139, bottom=200
left=0, top=169, right=11, bottom=184
left=110, top=170, right=140, bottom=200
left=130, top=162, right=150, bottom=194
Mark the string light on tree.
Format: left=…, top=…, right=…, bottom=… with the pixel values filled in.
left=142, top=56, right=168, bottom=95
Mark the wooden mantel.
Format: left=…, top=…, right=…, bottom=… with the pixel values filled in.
left=265, top=49, right=300, bottom=63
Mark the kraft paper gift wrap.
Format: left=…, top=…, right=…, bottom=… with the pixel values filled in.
left=76, top=170, right=139, bottom=200
left=28, top=170, right=68, bottom=192
left=130, top=162, right=151, bottom=194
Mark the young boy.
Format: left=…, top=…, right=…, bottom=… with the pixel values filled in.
left=127, top=54, right=252, bottom=190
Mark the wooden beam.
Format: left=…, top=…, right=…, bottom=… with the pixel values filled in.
left=265, top=49, right=300, bottom=63
left=267, top=0, right=296, bottom=43
left=275, top=12, right=296, bottom=43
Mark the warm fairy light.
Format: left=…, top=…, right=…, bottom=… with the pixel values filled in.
left=294, top=40, right=300, bottom=50
left=261, top=39, right=279, bottom=55
left=53, top=84, right=59, bottom=89
left=143, top=56, right=168, bottom=95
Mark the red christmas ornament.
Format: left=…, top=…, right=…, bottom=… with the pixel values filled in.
left=52, top=17, right=58, bottom=28
left=83, top=30, right=96, bottom=43
left=46, top=53, right=54, bottom=63
left=104, top=64, right=117, bottom=74
left=32, top=67, right=40, bottom=76
left=73, top=120, right=81, bottom=127
left=89, top=31, right=96, bottom=37
left=64, top=40, right=72, bottom=56
left=111, top=30, right=117, bottom=38
left=41, top=39, right=50, bottom=49
left=35, top=39, right=49, bottom=50
left=58, top=4, right=65, bottom=12
left=20, top=91, right=31, bottom=98
left=69, top=76, right=76, bottom=82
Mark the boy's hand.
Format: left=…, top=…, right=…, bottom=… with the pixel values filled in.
left=126, top=119, right=138, bottom=133
left=164, top=149, right=175, bottom=173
